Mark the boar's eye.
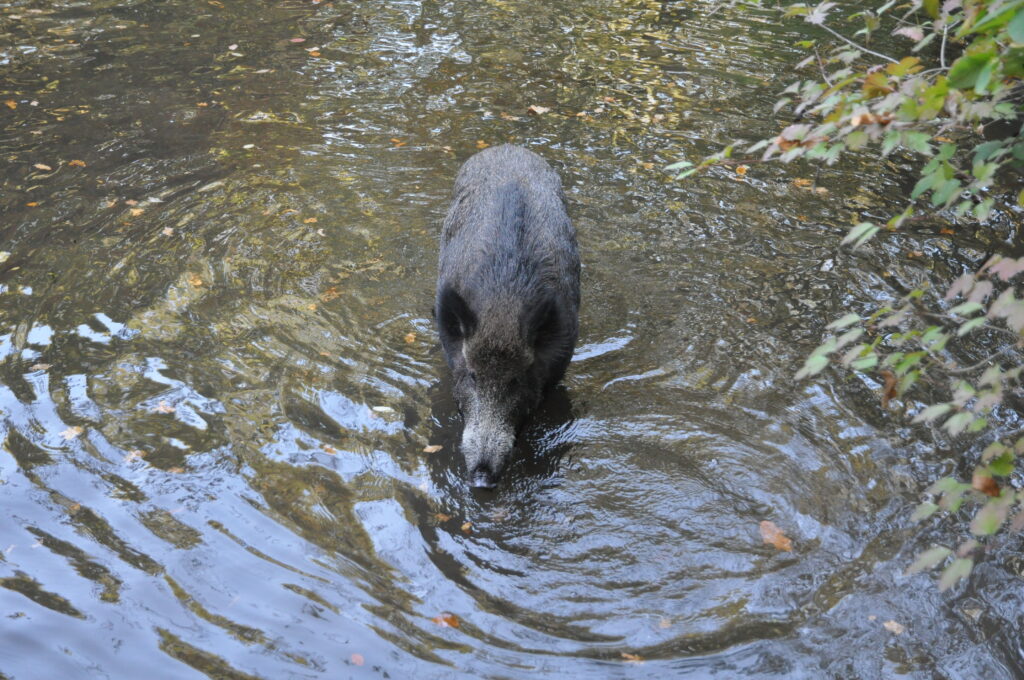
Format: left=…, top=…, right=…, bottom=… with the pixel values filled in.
left=439, top=287, right=477, bottom=341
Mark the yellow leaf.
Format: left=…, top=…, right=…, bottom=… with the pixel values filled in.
left=423, top=444, right=442, bottom=453
left=34, top=163, right=52, bottom=171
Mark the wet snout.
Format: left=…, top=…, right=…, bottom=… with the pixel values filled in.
left=461, top=414, right=515, bottom=489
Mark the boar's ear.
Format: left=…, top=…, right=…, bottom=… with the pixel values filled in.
left=528, top=297, right=561, bottom=350
left=438, top=287, right=476, bottom=341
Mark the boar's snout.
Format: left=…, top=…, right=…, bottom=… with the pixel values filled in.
left=461, top=417, right=514, bottom=489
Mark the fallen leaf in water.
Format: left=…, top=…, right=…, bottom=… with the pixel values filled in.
left=350, top=653, right=364, bottom=666
left=940, top=228, right=955, bottom=235
left=154, top=400, right=175, bottom=414
left=187, top=273, right=203, bottom=287
left=4, top=100, right=15, bottom=110
left=814, top=186, right=829, bottom=195
left=228, top=43, right=238, bottom=50
left=759, top=520, right=793, bottom=551
left=499, top=112, right=520, bottom=121
left=390, top=138, right=407, bottom=147
left=308, top=50, right=321, bottom=57
left=735, top=164, right=749, bottom=176
left=460, top=521, right=472, bottom=534
left=303, top=217, right=318, bottom=224
left=476, top=140, right=489, bottom=149
left=621, top=652, right=644, bottom=663
left=883, top=620, right=905, bottom=634
left=29, top=363, right=51, bottom=371
left=129, top=208, right=144, bottom=217
left=25, top=202, right=38, bottom=207
left=746, top=317, right=757, bottom=323
left=527, top=104, right=550, bottom=115
left=125, top=199, right=138, bottom=206
left=68, top=159, right=86, bottom=167
left=321, top=444, right=337, bottom=454
left=880, top=370, right=898, bottom=409
left=934, top=136, right=954, bottom=143
left=423, top=444, right=442, bottom=454
left=61, top=426, right=84, bottom=440
left=432, top=612, right=460, bottom=628
left=906, top=250, right=924, bottom=259
left=162, top=227, right=174, bottom=236
left=434, top=512, right=451, bottom=522
left=972, top=471, right=1000, bottom=497
left=404, top=332, right=417, bottom=344
left=167, top=467, right=185, bottom=474
left=33, top=163, right=52, bottom=171
left=793, top=178, right=813, bottom=188
left=307, top=303, right=317, bottom=311
left=603, top=96, right=617, bottom=103
left=124, top=450, right=145, bottom=462
left=320, top=286, right=341, bottom=302
left=290, top=37, right=306, bottom=43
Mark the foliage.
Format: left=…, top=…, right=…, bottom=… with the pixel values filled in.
left=676, top=0, right=1024, bottom=589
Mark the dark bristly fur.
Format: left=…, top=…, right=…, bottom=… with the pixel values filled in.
left=436, top=145, right=580, bottom=488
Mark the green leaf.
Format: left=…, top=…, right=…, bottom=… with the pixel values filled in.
left=948, top=52, right=997, bottom=90
left=911, top=501, right=940, bottom=521
left=988, top=450, right=1015, bottom=476
left=1010, top=10, right=1024, bottom=42
left=974, top=198, right=995, bottom=221
left=913, top=403, right=952, bottom=423
left=944, top=411, right=974, bottom=435
left=795, top=354, right=829, bottom=379
left=957, top=317, right=986, bottom=336
left=675, top=168, right=698, bottom=180
left=665, top=160, right=693, bottom=171
left=850, top=354, right=878, bottom=370
left=905, top=546, right=950, bottom=574
left=970, top=500, right=1009, bottom=536
left=950, top=301, right=983, bottom=316
left=828, top=313, right=862, bottom=330
left=974, top=58, right=997, bottom=94
left=842, top=222, right=879, bottom=247
left=967, top=416, right=988, bottom=433
left=938, top=558, right=973, bottom=591
left=902, top=131, right=932, bottom=154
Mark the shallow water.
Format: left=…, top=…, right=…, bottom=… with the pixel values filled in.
left=1, top=1, right=1022, bottom=678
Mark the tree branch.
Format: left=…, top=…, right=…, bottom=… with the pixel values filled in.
left=819, top=22, right=899, bottom=64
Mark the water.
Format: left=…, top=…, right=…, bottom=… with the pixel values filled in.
left=1, top=1, right=1022, bottom=678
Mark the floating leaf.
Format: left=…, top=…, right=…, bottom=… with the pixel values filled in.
left=432, top=612, right=460, bottom=628
left=423, top=444, right=442, bottom=454
left=883, top=620, right=905, bottom=634
left=759, top=520, right=793, bottom=551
